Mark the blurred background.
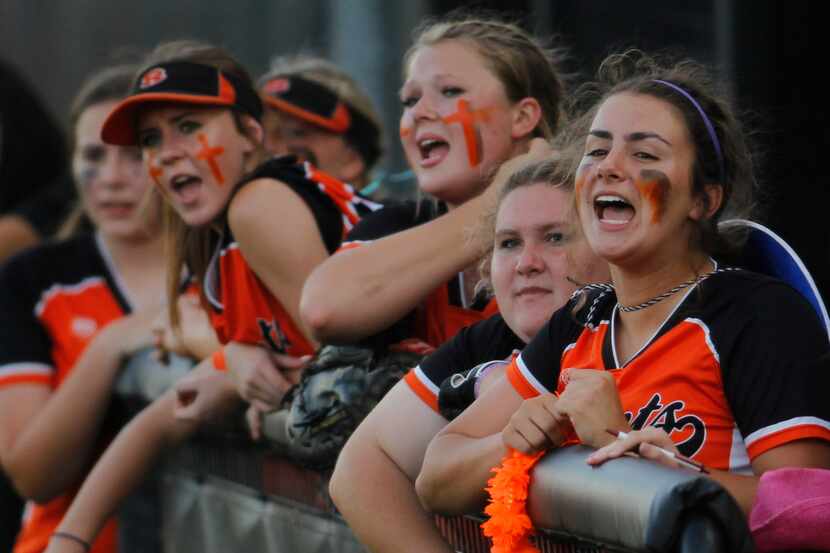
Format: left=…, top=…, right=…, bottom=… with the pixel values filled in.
left=0, top=0, right=824, bottom=296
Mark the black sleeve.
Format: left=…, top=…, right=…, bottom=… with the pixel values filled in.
left=240, top=157, right=343, bottom=254
left=719, top=281, right=830, bottom=440
left=515, top=301, right=586, bottom=394
left=344, top=200, right=437, bottom=243
left=0, top=251, right=53, bottom=371
left=423, top=314, right=522, bottom=420
left=421, top=314, right=522, bottom=389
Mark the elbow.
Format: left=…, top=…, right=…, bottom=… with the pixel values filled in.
left=414, top=468, right=461, bottom=516
left=299, top=287, right=338, bottom=343
left=5, top=463, right=59, bottom=504
left=329, top=451, right=355, bottom=511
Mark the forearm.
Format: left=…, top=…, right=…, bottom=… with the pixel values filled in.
left=301, top=194, right=491, bottom=343
left=55, top=391, right=198, bottom=542
left=331, top=428, right=453, bottom=553
left=416, top=433, right=505, bottom=516
left=5, top=335, right=125, bottom=500
left=705, top=470, right=757, bottom=517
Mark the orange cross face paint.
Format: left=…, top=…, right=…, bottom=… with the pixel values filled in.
left=441, top=99, right=491, bottom=167
left=399, top=125, right=412, bottom=139
left=636, top=170, right=670, bottom=224
left=147, top=152, right=163, bottom=187
left=196, top=133, right=226, bottom=185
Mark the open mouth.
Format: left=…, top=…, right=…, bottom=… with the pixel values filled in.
left=170, top=174, right=202, bottom=204
left=594, top=194, right=635, bottom=225
left=418, top=137, right=449, bottom=164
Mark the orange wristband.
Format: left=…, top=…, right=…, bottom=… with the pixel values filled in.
left=212, top=348, right=227, bottom=372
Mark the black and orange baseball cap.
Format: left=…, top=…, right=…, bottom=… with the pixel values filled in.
left=260, top=75, right=381, bottom=167
left=101, top=61, right=263, bottom=146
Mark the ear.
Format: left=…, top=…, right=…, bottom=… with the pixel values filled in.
left=510, top=97, right=543, bottom=140
left=339, top=146, right=366, bottom=186
left=690, top=183, right=724, bottom=221
left=239, top=114, right=264, bottom=153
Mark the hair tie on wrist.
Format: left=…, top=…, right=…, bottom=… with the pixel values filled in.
left=52, top=532, right=91, bottom=552
left=212, top=347, right=227, bottom=372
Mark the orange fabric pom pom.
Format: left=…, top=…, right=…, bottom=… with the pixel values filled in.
left=481, top=449, right=545, bottom=553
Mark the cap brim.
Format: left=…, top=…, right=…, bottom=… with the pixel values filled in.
left=262, top=95, right=350, bottom=134
left=101, top=92, right=236, bottom=146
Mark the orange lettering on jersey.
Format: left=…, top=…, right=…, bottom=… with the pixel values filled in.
left=442, top=99, right=492, bottom=167
left=196, top=133, right=226, bottom=185
left=636, top=170, right=670, bottom=224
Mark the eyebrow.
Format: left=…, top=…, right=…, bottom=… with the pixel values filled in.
left=588, top=129, right=671, bottom=146
left=169, top=112, right=198, bottom=124
left=495, top=222, right=568, bottom=236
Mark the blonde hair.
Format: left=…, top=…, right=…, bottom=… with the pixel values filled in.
left=405, top=13, right=568, bottom=140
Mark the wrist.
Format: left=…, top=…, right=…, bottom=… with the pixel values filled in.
left=212, top=347, right=227, bottom=372
left=51, top=531, right=91, bottom=552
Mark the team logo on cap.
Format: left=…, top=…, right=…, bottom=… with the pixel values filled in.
left=263, top=78, right=291, bottom=95
left=140, top=67, right=168, bottom=89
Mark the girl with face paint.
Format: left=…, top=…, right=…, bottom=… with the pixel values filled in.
left=43, top=41, right=381, bottom=553
left=0, top=64, right=171, bottom=553
left=318, top=15, right=571, bottom=552
left=417, top=50, right=830, bottom=522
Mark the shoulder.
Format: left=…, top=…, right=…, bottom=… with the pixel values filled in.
left=0, top=234, right=98, bottom=288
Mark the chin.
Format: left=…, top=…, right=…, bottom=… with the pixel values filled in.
left=418, top=171, right=482, bottom=205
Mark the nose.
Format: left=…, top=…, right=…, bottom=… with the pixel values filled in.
left=157, top=134, right=185, bottom=166
left=409, top=93, right=439, bottom=123
left=516, top=242, right=545, bottom=276
left=596, top=148, right=625, bottom=183
left=96, top=152, right=127, bottom=189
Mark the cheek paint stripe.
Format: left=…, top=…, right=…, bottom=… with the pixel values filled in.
left=399, top=126, right=412, bottom=138
left=147, top=152, right=163, bottom=187
left=637, top=170, right=671, bottom=224
left=441, top=99, right=491, bottom=167
left=196, top=133, right=227, bottom=185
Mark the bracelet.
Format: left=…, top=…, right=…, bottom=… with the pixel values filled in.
left=212, top=347, right=227, bottom=372
left=51, top=532, right=91, bottom=552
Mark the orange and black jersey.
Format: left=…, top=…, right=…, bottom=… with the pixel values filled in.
left=405, top=313, right=522, bottom=413
left=204, top=157, right=380, bottom=355
left=507, top=269, right=830, bottom=473
left=340, top=199, right=498, bottom=349
left=0, top=233, right=131, bottom=553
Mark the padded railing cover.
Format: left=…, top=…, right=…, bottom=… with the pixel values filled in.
left=528, top=446, right=754, bottom=553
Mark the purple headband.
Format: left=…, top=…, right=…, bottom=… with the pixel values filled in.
left=653, top=79, right=725, bottom=182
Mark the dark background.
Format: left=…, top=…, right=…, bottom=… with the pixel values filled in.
left=0, top=0, right=824, bottom=300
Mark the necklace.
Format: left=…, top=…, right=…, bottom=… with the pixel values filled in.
left=618, top=267, right=739, bottom=313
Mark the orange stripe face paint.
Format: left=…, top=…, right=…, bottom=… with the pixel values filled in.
left=636, top=170, right=671, bottom=224
left=196, top=133, right=226, bottom=185
left=441, top=99, right=491, bottom=167
left=399, top=125, right=412, bottom=139
left=147, top=152, right=163, bottom=187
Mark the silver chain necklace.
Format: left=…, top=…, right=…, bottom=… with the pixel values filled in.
left=618, top=267, right=739, bottom=313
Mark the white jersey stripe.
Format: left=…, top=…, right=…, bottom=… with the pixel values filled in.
left=685, top=318, right=721, bottom=364
left=516, top=353, right=549, bottom=395
left=412, top=365, right=440, bottom=396
left=0, top=362, right=53, bottom=379
left=34, top=277, right=105, bottom=318
left=745, top=416, right=830, bottom=447
left=728, top=425, right=752, bottom=474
